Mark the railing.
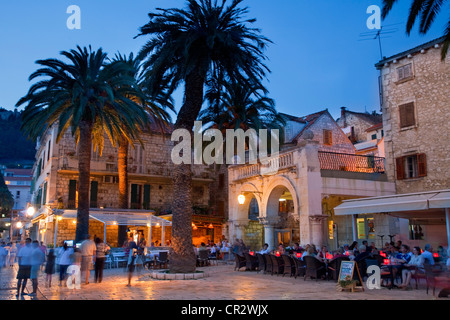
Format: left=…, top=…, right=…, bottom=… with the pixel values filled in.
left=235, top=151, right=295, bottom=180
left=318, top=151, right=385, bottom=173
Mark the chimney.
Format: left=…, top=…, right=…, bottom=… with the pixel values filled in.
left=341, top=107, right=347, bottom=127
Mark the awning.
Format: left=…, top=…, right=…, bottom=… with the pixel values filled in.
left=429, top=190, right=450, bottom=209
left=59, top=209, right=171, bottom=226
left=334, top=189, right=450, bottom=216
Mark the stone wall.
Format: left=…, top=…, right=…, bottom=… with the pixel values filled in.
left=380, top=43, right=450, bottom=193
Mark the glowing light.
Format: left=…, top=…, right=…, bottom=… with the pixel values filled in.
left=238, top=194, right=246, bottom=205
left=296, top=252, right=302, bottom=258
left=27, top=206, right=35, bottom=217
left=275, top=251, right=280, bottom=257
left=72, top=220, right=76, bottom=224
left=383, top=259, right=390, bottom=265
left=16, top=222, right=23, bottom=228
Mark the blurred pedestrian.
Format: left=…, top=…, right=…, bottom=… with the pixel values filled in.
left=126, top=239, right=138, bottom=286
left=94, top=237, right=110, bottom=283
left=16, top=238, right=33, bottom=297
left=67, top=248, right=82, bottom=289
left=9, top=242, right=17, bottom=267
left=80, top=234, right=96, bottom=285
left=30, top=240, right=45, bottom=296
left=44, top=249, right=56, bottom=288
left=58, top=242, right=73, bottom=286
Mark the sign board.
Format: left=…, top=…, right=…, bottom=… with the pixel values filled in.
left=338, top=260, right=364, bottom=291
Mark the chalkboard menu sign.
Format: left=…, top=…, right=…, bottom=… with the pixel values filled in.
left=338, top=260, right=364, bottom=291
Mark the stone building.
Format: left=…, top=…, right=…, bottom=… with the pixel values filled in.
left=336, top=107, right=382, bottom=144
left=227, top=109, right=395, bottom=252
left=28, top=122, right=227, bottom=247
left=335, top=37, right=450, bottom=249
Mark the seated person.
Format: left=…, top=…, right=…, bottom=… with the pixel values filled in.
left=421, top=244, right=435, bottom=266
left=354, top=245, right=370, bottom=262
left=332, top=248, right=347, bottom=259
left=259, top=243, right=270, bottom=254
left=289, top=243, right=302, bottom=254
left=398, top=246, right=424, bottom=289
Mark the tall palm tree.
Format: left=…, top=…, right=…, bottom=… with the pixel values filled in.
left=200, top=76, right=285, bottom=133
left=109, top=53, right=174, bottom=245
left=382, top=0, right=450, bottom=59
left=17, top=46, right=148, bottom=243
left=136, top=0, right=271, bottom=272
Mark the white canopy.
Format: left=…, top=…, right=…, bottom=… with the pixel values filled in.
left=59, top=209, right=171, bottom=226
left=333, top=191, right=441, bottom=216
left=429, top=190, right=450, bottom=209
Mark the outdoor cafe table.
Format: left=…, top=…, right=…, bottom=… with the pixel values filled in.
left=381, top=260, right=404, bottom=289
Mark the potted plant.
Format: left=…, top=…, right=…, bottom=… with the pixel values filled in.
left=338, top=275, right=357, bottom=291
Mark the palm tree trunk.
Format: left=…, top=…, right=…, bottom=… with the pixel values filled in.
left=75, top=120, right=93, bottom=243
left=117, top=135, right=129, bottom=246
left=169, top=71, right=205, bottom=273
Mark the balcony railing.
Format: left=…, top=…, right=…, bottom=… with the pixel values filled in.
left=318, top=151, right=385, bottom=173
left=235, top=151, right=295, bottom=180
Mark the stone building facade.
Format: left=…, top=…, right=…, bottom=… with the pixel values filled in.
left=376, top=37, right=450, bottom=195
left=28, top=123, right=227, bottom=247
left=228, top=110, right=395, bottom=252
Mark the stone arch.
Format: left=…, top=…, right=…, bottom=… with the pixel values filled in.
left=235, top=182, right=262, bottom=221
left=262, top=175, right=299, bottom=221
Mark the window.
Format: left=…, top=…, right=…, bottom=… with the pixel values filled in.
left=130, top=183, right=151, bottom=209
left=323, top=129, right=332, bottom=145
left=399, top=102, right=416, bottom=128
left=47, top=140, right=51, bottom=161
left=397, top=63, right=413, bottom=81
left=218, top=174, right=224, bottom=189
left=371, top=134, right=377, bottom=140
left=357, top=217, right=375, bottom=240
left=16, top=191, right=20, bottom=199
left=396, top=153, right=427, bottom=180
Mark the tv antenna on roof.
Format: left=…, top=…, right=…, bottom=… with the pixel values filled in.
left=358, top=22, right=403, bottom=59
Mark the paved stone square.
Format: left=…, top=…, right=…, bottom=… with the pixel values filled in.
left=0, top=261, right=447, bottom=301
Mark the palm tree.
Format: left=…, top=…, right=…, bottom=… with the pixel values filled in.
left=108, top=53, right=174, bottom=245
left=136, top=0, right=271, bottom=272
left=381, top=0, right=450, bottom=59
left=17, top=46, right=148, bottom=243
left=200, top=76, right=285, bottom=133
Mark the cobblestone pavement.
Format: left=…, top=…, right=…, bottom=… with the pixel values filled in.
left=0, top=261, right=447, bottom=301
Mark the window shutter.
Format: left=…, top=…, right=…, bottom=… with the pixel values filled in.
left=396, top=157, right=405, bottom=180
left=90, top=181, right=98, bottom=208
left=397, top=67, right=404, bottom=80
left=130, top=184, right=138, bottom=208
left=323, top=130, right=332, bottom=145
left=417, top=153, right=427, bottom=177
left=399, top=102, right=415, bottom=128
left=143, top=184, right=151, bottom=209
left=68, top=180, right=77, bottom=209
left=42, top=182, right=47, bottom=205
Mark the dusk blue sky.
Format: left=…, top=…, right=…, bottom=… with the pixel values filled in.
left=0, top=0, right=447, bottom=121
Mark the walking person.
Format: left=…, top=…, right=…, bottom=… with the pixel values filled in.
left=58, top=242, right=73, bottom=286
left=30, top=240, right=45, bottom=296
left=44, top=249, right=56, bottom=287
left=16, top=238, right=33, bottom=297
left=94, top=237, right=110, bottom=283
left=9, top=242, right=17, bottom=267
left=126, top=240, right=138, bottom=286
left=80, top=234, right=96, bottom=285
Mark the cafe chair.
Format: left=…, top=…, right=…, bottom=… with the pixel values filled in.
left=293, top=257, right=306, bottom=279
left=156, top=251, right=169, bottom=269
left=256, top=253, right=266, bottom=273
left=234, top=254, right=246, bottom=271
left=197, top=250, right=210, bottom=267
left=244, top=252, right=259, bottom=271
left=303, top=256, right=326, bottom=281
left=263, top=254, right=272, bottom=275
left=281, top=255, right=295, bottom=277
left=270, top=254, right=284, bottom=276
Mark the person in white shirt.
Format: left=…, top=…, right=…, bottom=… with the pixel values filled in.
left=80, top=234, right=96, bottom=284
left=259, top=243, right=270, bottom=254
left=58, top=242, right=74, bottom=286
left=421, top=244, right=435, bottom=266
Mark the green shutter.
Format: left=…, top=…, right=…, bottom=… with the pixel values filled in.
left=42, top=182, right=47, bottom=205
left=90, top=181, right=98, bottom=208
left=143, top=184, right=151, bottom=209
left=68, top=180, right=77, bottom=209
left=131, top=184, right=138, bottom=208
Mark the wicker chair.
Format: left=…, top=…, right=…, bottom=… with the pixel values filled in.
left=270, top=254, right=284, bottom=276
left=244, top=252, right=259, bottom=271
left=293, top=257, right=306, bottom=279
left=281, top=255, right=295, bottom=277
left=327, top=256, right=350, bottom=280
left=303, top=256, right=326, bottom=280
left=197, top=250, right=210, bottom=267
left=264, top=254, right=273, bottom=275
left=256, top=253, right=266, bottom=273
left=234, top=254, right=247, bottom=271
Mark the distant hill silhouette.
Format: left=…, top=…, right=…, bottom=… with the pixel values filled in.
left=0, top=108, right=36, bottom=164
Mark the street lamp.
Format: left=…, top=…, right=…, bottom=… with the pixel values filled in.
left=26, top=206, right=35, bottom=217
left=238, top=194, right=245, bottom=205
left=16, top=221, right=23, bottom=229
